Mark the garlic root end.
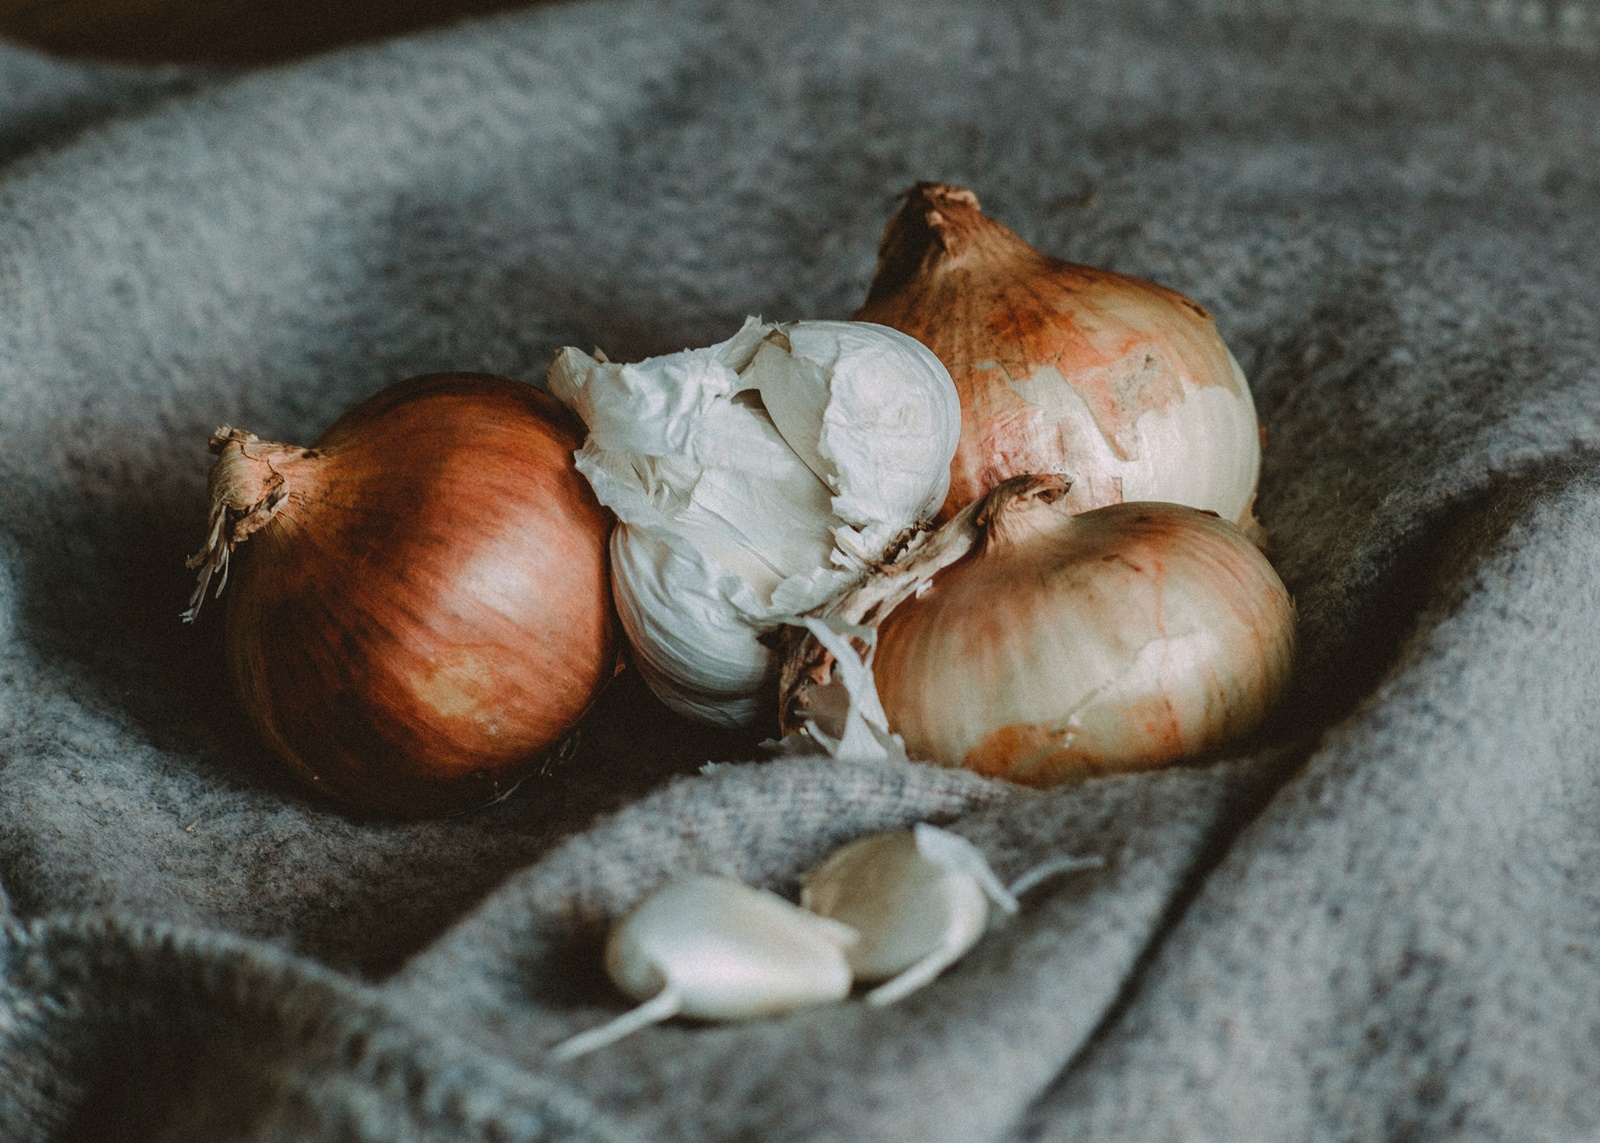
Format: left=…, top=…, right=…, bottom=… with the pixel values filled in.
left=549, top=987, right=684, bottom=1061
left=1004, top=854, right=1105, bottom=899
left=864, top=936, right=973, bottom=1007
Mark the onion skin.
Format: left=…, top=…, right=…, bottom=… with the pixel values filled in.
left=194, top=374, right=618, bottom=817
left=856, top=183, right=1261, bottom=533
left=869, top=479, right=1293, bottom=786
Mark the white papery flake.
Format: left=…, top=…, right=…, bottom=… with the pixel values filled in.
left=549, top=318, right=958, bottom=726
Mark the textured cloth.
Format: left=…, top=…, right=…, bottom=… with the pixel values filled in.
left=4, top=1, right=1600, bottom=1139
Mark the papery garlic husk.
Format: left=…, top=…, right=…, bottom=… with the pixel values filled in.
left=856, top=183, right=1262, bottom=535
left=780, top=475, right=1294, bottom=786
left=549, top=317, right=959, bottom=726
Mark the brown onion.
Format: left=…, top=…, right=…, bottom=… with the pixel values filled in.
left=856, top=183, right=1262, bottom=535
left=780, top=476, right=1294, bottom=786
left=184, top=373, right=618, bottom=816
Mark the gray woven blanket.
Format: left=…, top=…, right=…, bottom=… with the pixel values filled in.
left=5, top=1, right=1600, bottom=1138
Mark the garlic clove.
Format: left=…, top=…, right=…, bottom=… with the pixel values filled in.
left=605, top=875, right=856, bottom=1020
left=553, top=874, right=857, bottom=1059
left=782, top=320, right=960, bottom=537
left=800, top=826, right=993, bottom=1002
left=799, top=823, right=1104, bottom=1007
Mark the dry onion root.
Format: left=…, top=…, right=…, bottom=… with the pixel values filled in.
left=856, top=183, right=1263, bottom=538
left=779, top=474, right=1295, bottom=786
left=184, top=373, right=618, bottom=817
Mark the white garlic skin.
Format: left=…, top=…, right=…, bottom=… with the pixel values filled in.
left=753, top=321, right=959, bottom=555
left=549, top=318, right=959, bottom=726
left=801, top=828, right=990, bottom=984
left=604, top=527, right=782, bottom=726
left=605, top=875, right=856, bottom=1020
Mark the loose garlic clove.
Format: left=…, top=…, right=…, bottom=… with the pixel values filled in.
left=551, top=875, right=858, bottom=1060
left=606, top=876, right=859, bottom=1019
left=801, top=825, right=1010, bottom=1006
left=801, top=824, right=1105, bottom=1006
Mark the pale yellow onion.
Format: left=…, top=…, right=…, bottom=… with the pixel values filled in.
left=875, top=479, right=1293, bottom=784
left=779, top=475, right=1294, bottom=785
left=856, top=183, right=1261, bottom=535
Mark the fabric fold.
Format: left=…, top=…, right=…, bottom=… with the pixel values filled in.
left=3, top=0, right=1600, bottom=1139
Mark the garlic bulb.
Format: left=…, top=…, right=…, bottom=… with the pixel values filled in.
left=551, top=874, right=857, bottom=1060
left=549, top=318, right=959, bottom=726
left=781, top=475, right=1295, bottom=785
left=856, top=183, right=1261, bottom=533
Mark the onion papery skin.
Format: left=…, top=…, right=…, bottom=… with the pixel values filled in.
left=856, top=183, right=1261, bottom=531
left=214, top=374, right=617, bottom=817
left=870, top=497, right=1294, bottom=786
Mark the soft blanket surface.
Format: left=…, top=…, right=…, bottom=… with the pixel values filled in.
left=3, top=1, right=1600, bottom=1139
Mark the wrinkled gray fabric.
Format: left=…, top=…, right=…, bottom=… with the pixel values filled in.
left=4, top=1, right=1600, bottom=1139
